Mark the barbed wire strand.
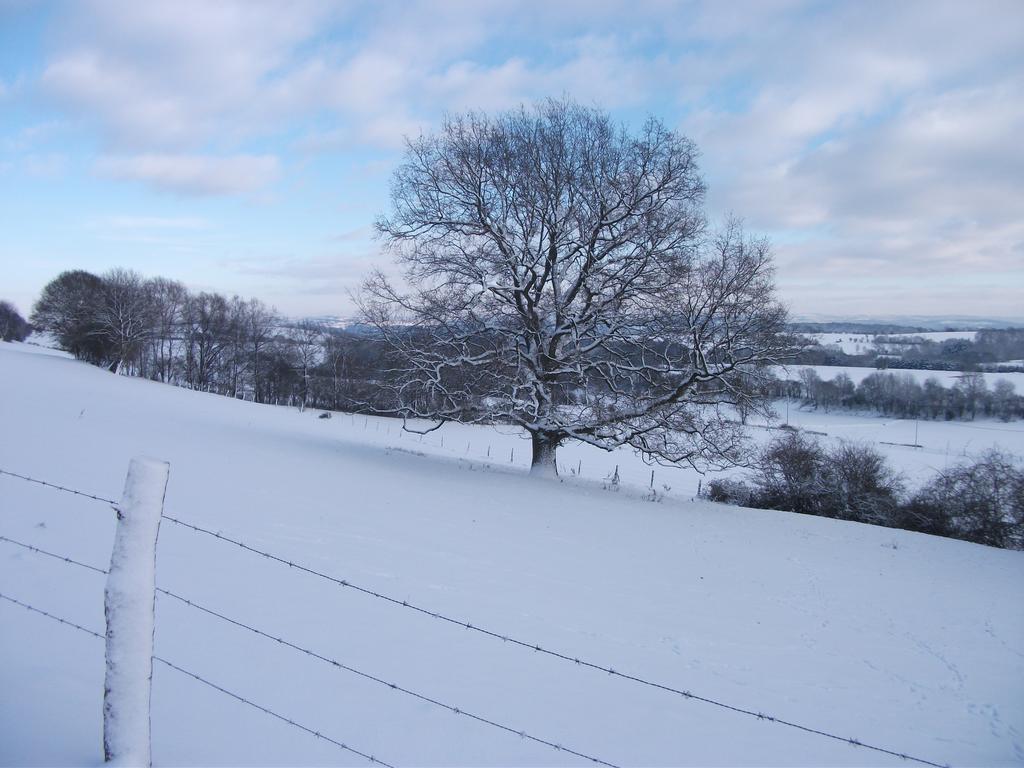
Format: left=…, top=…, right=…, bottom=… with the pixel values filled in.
left=0, top=536, right=111, bottom=573
left=161, top=514, right=949, bottom=768
left=0, top=534, right=109, bottom=575
left=0, top=535, right=617, bottom=768
left=0, top=591, right=390, bottom=768
left=0, top=468, right=117, bottom=505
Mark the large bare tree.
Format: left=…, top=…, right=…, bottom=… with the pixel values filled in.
left=362, top=99, right=792, bottom=476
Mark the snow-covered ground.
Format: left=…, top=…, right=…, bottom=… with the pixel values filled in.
left=1, top=340, right=1023, bottom=767
left=808, top=331, right=978, bottom=356
left=808, top=333, right=878, bottom=355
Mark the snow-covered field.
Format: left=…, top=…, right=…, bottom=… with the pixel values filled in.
left=808, top=332, right=978, bottom=355
left=809, top=333, right=878, bottom=355
left=2, top=340, right=1023, bottom=767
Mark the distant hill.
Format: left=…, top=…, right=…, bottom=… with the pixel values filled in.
left=791, top=314, right=1024, bottom=331
left=789, top=321, right=927, bottom=335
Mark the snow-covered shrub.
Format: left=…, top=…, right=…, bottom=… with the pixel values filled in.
left=709, top=433, right=1023, bottom=550
left=705, top=478, right=753, bottom=506
left=748, top=434, right=903, bottom=523
left=752, top=432, right=831, bottom=516
left=906, top=449, right=1024, bottom=549
left=824, top=442, right=904, bottom=525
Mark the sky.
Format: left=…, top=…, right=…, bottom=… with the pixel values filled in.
left=1, top=0, right=1022, bottom=321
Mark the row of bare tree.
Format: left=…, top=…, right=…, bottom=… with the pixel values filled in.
left=774, top=368, right=1022, bottom=421
left=29, top=268, right=378, bottom=409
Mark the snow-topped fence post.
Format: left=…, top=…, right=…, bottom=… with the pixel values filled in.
left=103, top=457, right=170, bottom=766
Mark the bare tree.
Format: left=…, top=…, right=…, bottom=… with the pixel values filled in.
left=363, top=99, right=792, bottom=476
left=285, top=319, right=325, bottom=410
left=95, top=268, right=155, bottom=375
left=31, top=270, right=112, bottom=364
left=243, top=298, right=280, bottom=402
left=956, top=372, right=987, bottom=420
left=183, top=292, right=232, bottom=391
left=0, top=301, right=31, bottom=342
left=991, top=379, right=1017, bottom=422
left=146, top=277, right=188, bottom=383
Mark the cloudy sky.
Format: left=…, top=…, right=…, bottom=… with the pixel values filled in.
left=2, top=0, right=1022, bottom=320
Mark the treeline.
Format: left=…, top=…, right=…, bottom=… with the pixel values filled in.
left=26, top=269, right=388, bottom=410
left=881, top=329, right=1024, bottom=371
left=0, top=301, right=31, bottom=342
left=773, top=369, right=1022, bottom=422
left=707, top=434, right=1023, bottom=550
left=797, top=328, right=1024, bottom=372
left=790, top=321, right=924, bottom=335
left=21, top=269, right=1024, bottom=424
left=24, top=267, right=778, bottom=417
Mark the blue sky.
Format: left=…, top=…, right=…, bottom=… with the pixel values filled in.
left=1, top=0, right=1022, bottom=319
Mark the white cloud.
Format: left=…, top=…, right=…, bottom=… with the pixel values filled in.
left=96, top=154, right=280, bottom=195
left=41, top=0, right=337, bottom=149
left=37, top=0, right=693, bottom=154
left=668, top=1, right=1024, bottom=315
left=19, top=0, right=1024, bottom=314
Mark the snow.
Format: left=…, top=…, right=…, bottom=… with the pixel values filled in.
left=808, top=331, right=978, bottom=355
left=754, top=402, right=1024, bottom=486
left=808, top=333, right=878, bottom=355
left=1, top=340, right=1023, bottom=767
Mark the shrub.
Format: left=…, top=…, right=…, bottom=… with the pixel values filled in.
left=705, top=432, right=1022, bottom=550
left=0, top=301, right=30, bottom=342
left=823, top=442, right=904, bottom=525
left=705, top=478, right=753, bottom=505
left=908, top=449, right=1024, bottom=549
left=753, top=432, right=831, bottom=516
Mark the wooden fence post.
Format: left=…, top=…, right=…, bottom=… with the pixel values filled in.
left=104, top=457, right=170, bottom=766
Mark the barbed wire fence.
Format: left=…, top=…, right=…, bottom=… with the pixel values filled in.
left=0, top=591, right=391, bottom=767
left=0, top=466, right=951, bottom=768
left=0, top=534, right=617, bottom=767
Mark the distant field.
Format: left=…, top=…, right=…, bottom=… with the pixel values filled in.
left=808, top=331, right=978, bottom=355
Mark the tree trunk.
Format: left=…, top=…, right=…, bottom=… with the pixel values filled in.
left=529, top=431, right=560, bottom=478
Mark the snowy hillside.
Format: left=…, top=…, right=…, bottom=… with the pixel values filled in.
left=1, top=341, right=1022, bottom=767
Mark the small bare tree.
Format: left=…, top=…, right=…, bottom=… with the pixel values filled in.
left=146, top=277, right=188, bottom=383
left=362, top=99, right=792, bottom=476
left=286, top=319, right=325, bottom=411
left=96, top=268, right=155, bottom=375
left=243, top=298, right=280, bottom=403
left=0, top=300, right=31, bottom=342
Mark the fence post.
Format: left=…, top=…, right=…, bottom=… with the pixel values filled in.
left=104, top=457, right=170, bottom=767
